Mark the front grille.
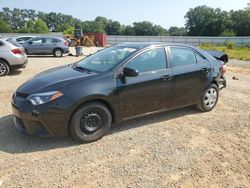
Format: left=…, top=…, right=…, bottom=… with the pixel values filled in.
left=15, top=92, right=29, bottom=98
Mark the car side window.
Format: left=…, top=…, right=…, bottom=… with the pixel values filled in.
left=52, top=39, right=61, bottom=43
left=170, top=47, right=196, bottom=67
left=0, top=42, right=3, bottom=46
left=31, top=38, right=43, bottom=45
left=126, top=48, right=167, bottom=73
left=44, top=38, right=52, bottom=44
left=195, top=52, right=206, bottom=63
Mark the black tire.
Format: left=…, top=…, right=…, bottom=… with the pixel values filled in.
left=69, top=102, right=112, bottom=143
left=25, top=49, right=28, bottom=55
left=0, top=60, right=10, bottom=76
left=53, top=48, right=63, bottom=57
left=196, top=84, right=219, bottom=112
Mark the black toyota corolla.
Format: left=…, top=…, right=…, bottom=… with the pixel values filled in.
left=12, top=42, right=227, bottom=143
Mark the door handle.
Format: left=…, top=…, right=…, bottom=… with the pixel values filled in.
left=160, top=75, right=172, bottom=82
left=201, top=68, right=211, bottom=72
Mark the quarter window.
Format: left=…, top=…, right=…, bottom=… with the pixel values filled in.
left=170, top=47, right=196, bottom=67
left=195, top=53, right=206, bottom=63
left=126, top=48, right=167, bottom=73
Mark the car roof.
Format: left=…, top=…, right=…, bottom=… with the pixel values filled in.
left=115, top=42, right=194, bottom=49
left=16, top=36, right=35, bottom=38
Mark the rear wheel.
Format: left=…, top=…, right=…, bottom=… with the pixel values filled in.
left=53, top=49, right=63, bottom=57
left=69, top=102, right=112, bottom=143
left=196, top=84, right=219, bottom=112
left=0, top=60, right=10, bottom=76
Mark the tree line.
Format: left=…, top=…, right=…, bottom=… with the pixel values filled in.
left=0, top=6, right=249, bottom=36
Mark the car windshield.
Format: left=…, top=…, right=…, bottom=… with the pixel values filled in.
left=76, top=46, right=138, bottom=72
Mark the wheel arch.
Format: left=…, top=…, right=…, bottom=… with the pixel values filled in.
left=53, top=47, right=63, bottom=52
left=68, top=98, right=116, bottom=131
left=211, top=79, right=219, bottom=87
left=0, top=58, right=10, bottom=66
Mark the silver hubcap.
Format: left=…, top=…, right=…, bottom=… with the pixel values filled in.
left=204, top=88, right=217, bottom=108
left=55, top=50, right=62, bottom=57
left=0, top=63, right=7, bottom=76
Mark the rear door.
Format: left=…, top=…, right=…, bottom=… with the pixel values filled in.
left=117, top=47, right=173, bottom=119
left=168, top=46, right=211, bottom=108
left=43, top=38, right=61, bottom=54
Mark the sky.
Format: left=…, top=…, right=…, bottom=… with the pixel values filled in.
left=0, top=0, right=249, bottom=29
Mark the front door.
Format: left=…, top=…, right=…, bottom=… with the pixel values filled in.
left=27, top=38, right=46, bottom=54
left=117, top=47, right=173, bottom=119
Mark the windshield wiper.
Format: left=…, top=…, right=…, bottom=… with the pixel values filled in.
left=73, top=64, right=92, bottom=74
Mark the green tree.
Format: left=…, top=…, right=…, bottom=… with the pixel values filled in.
left=123, top=25, right=135, bottom=35
left=0, top=18, right=12, bottom=32
left=185, top=6, right=230, bottom=36
left=57, top=23, right=72, bottom=32
left=230, top=10, right=250, bottom=36
left=63, top=26, right=74, bottom=34
left=220, top=29, right=236, bottom=36
left=169, top=26, right=187, bottom=36
left=105, top=21, right=121, bottom=35
left=34, top=19, right=49, bottom=33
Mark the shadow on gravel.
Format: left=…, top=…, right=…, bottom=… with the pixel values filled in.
left=27, top=55, right=57, bottom=58
left=0, top=106, right=198, bottom=154
left=109, top=106, right=198, bottom=134
left=8, top=70, right=22, bottom=76
left=0, top=115, right=76, bottom=154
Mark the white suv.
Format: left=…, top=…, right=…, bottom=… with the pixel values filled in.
left=0, top=38, right=28, bottom=76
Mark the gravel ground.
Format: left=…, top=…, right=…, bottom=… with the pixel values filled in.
left=0, top=48, right=249, bottom=187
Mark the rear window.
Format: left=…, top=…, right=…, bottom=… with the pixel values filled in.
left=6, top=38, right=23, bottom=47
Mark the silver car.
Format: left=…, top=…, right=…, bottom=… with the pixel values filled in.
left=22, top=37, right=69, bottom=57
left=0, top=38, right=28, bottom=76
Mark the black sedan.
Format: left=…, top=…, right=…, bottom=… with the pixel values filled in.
left=12, top=42, right=227, bottom=143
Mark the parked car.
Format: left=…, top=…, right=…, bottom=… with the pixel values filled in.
left=22, top=37, right=69, bottom=57
left=12, top=42, right=227, bottom=142
left=0, top=38, right=28, bottom=76
left=15, top=36, right=35, bottom=44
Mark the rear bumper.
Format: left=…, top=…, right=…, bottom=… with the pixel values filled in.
left=10, top=58, right=28, bottom=69
left=217, top=76, right=226, bottom=90
left=64, top=49, right=70, bottom=53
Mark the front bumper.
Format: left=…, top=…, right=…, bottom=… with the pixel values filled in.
left=11, top=93, right=73, bottom=137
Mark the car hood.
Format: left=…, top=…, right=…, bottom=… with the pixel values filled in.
left=17, top=64, right=96, bottom=94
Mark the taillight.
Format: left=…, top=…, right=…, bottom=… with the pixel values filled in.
left=11, top=48, right=22, bottom=55
left=64, top=41, right=68, bottom=46
left=221, top=65, right=227, bottom=74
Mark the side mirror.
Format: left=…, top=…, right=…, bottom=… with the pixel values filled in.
left=29, top=41, right=33, bottom=45
left=123, top=67, right=139, bottom=77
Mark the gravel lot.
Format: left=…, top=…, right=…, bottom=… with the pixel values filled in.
left=0, top=48, right=249, bottom=187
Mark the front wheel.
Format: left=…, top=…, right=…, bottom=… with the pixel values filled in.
left=196, top=84, right=219, bottom=112
left=69, top=102, right=112, bottom=143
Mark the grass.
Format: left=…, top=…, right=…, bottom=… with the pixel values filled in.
left=199, top=43, right=250, bottom=61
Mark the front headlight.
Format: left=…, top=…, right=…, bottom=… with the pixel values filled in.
left=27, top=91, right=64, bottom=106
